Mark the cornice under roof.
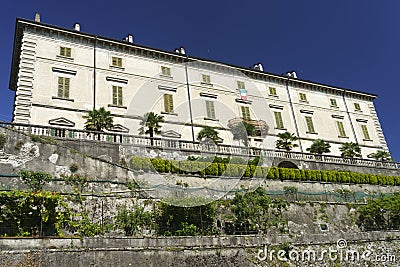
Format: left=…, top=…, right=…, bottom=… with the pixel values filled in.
left=9, top=18, right=377, bottom=100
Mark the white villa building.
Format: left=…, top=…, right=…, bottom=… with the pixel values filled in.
left=9, top=16, right=389, bottom=159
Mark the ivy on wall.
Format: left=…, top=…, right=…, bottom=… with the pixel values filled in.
left=0, top=190, right=69, bottom=237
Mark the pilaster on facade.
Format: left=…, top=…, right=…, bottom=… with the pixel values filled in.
left=368, top=103, right=389, bottom=151
left=13, top=34, right=37, bottom=124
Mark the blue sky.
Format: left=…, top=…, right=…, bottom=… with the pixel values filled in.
left=1, top=1, right=399, bottom=160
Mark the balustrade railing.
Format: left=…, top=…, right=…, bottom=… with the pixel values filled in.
left=1, top=121, right=399, bottom=169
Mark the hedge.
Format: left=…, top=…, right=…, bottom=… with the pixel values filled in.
left=130, top=156, right=400, bottom=186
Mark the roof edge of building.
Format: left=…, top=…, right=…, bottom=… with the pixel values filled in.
left=9, top=17, right=378, bottom=100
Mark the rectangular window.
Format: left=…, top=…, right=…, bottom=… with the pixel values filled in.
left=269, top=87, right=277, bottom=96
left=361, top=124, right=371, bottom=140
left=164, top=94, right=174, bottom=113
left=60, top=47, right=71, bottom=57
left=57, top=77, right=70, bottom=98
left=237, top=81, right=245, bottom=89
left=112, top=56, right=123, bottom=67
left=305, top=116, right=315, bottom=133
left=299, top=93, right=307, bottom=102
left=202, top=74, right=211, bottom=84
left=241, top=106, right=251, bottom=120
left=112, top=86, right=123, bottom=106
left=274, top=111, right=284, bottom=129
left=354, top=103, right=361, bottom=111
left=336, top=121, right=346, bottom=137
left=330, top=99, right=337, bottom=107
left=161, top=66, right=171, bottom=76
left=205, top=100, right=216, bottom=119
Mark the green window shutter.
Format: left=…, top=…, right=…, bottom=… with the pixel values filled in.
left=237, top=81, right=245, bottom=89
left=118, top=87, right=123, bottom=106
left=58, top=77, right=64, bottom=97
left=241, top=106, right=250, bottom=120
left=202, top=74, right=211, bottom=84
left=64, top=78, right=70, bottom=98
left=269, top=87, right=277, bottom=95
left=161, top=66, right=171, bottom=76
left=112, top=57, right=122, bottom=67
left=112, top=86, right=123, bottom=105
left=299, top=93, right=307, bottom=102
left=354, top=103, right=361, bottom=111
left=60, top=47, right=71, bottom=57
left=112, top=86, right=117, bottom=105
left=164, top=94, right=174, bottom=113
left=305, top=116, right=315, bottom=133
left=336, top=121, right=346, bottom=137
left=330, top=99, right=337, bottom=107
left=274, top=111, right=284, bottom=129
left=361, top=124, right=370, bottom=140
left=206, top=100, right=215, bottom=119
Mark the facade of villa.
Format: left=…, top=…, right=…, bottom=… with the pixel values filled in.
left=9, top=17, right=389, bottom=158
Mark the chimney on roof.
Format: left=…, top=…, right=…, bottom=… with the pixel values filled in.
left=180, top=46, right=186, bottom=55
left=73, top=23, right=81, bottom=31
left=286, top=71, right=298, bottom=79
left=34, top=13, right=41, bottom=22
left=174, top=48, right=180, bottom=53
left=124, top=34, right=134, bottom=43
left=253, top=62, right=264, bottom=72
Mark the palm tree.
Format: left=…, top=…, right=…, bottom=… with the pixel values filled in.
left=275, top=132, right=299, bottom=151
left=339, top=142, right=361, bottom=158
left=138, top=112, right=165, bottom=146
left=230, top=121, right=256, bottom=147
left=197, top=126, right=221, bottom=144
left=306, top=139, right=331, bottom=155
left=368, top=150, right=392, bottom=162
left=83, top=107, right=113, bottom=131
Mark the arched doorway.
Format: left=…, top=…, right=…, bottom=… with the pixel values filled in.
left=277, top=161, right=298, bottom=169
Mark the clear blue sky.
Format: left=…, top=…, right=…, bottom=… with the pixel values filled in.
left=1, top=1, right=399, bottom=160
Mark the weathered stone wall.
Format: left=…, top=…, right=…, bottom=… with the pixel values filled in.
left=1, top=125, right=400, bottom=266
left=1, top=126, right=399, bottom=197
left=0, top=232, right=399, bottom=266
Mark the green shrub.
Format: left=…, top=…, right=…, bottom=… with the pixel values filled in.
left=236, top=164, right=246, bottom=178
left=267, top=167, right=278, bottom=180
left=0, top=190, right=68, bottom=237
left=69, top=163, right=79, bottom=173
left=19, top=170, right=52, bottom=191
left=218, top=163, right=227, bottom=176
left=175, top=222, right=198, bottom=236
left=129, top=156, right=400, bottom=186
left=171, top=160, right=179, bottom=174
left=253, top=166, right=264, bottom=178
left=131, top=157, right=143, bottom=170
left=142, top=158, right=152, bottom=172
left=151, top=158, right=165, bottom=173
left=205, top=163, right=219, bottom=176
left=165, top=160, right=172, bottom=173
